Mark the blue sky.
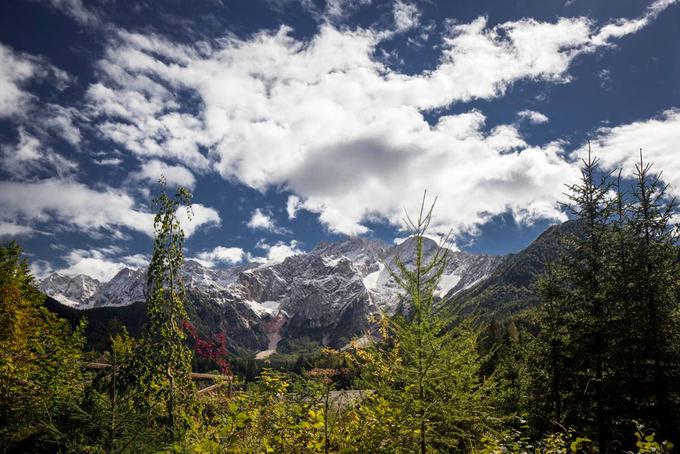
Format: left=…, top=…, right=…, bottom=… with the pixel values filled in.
left=0, top=0, right=679, bottom=281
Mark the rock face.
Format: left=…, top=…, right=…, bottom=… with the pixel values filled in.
left=41, top=236, right=503, bottom=352
left=40, top=273, right=101, bottom=307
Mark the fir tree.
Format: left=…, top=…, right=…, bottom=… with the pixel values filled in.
left=626, top=152, right=680, bottom=437
left=355, top=193, right=493, bottom=452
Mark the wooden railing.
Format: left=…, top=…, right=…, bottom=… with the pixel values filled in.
left=85, top=362, right=233, bottom=397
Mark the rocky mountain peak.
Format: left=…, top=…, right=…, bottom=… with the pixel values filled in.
left=41, top=236, right=505, bottom=352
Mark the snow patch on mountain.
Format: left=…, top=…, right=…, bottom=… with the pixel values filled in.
left=41, top=236, right=503, bottom=350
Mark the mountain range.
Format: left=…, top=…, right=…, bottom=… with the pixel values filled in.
left=41, top=224, right=568, bottom=357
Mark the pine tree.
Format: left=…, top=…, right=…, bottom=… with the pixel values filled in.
left=527, top=149, right=616, bottom=449
left=602, top=170, right=639, bottom=435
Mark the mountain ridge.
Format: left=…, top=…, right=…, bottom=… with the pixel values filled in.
left=40, top=231, right=557, bottom=354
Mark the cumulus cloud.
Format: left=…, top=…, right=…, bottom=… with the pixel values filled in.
left=82, top=3, right=674, bottom=237
left=251, top=239, right=303, bottom=264
left=0, top=179, right=219, bottom=238
left=585, top=109, right=680, bottom=196
left=246, top=208, right=291, bottom=234
left=133, top=159, right=196, bottom=188
left=517, top=110, right=549, bottom=124
left=194, top=246, right=245, bottom=267
left=0, top=179, right=153, bottom=236
left=175, top=204, right=221, bottom=237
left=121, top=253, right=149, bottom=268
left=58, top=248, right=145, bottom=281
left=286, top=195, right=302, bottom=219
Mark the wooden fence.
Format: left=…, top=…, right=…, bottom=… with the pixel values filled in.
left=85, top=362, right=233, bottom=397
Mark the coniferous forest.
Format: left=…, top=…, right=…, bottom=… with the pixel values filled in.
left=2, top=153, right=680, bottom=453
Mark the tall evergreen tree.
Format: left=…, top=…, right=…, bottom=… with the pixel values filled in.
left=562, top=148, right=614, bottom=451
left=355, top=194, right=493, bottom=452
left=528, top=149, right=616, bottom=450
left=626, top=152, right=680, bottom=437
left=527, top=262, right=573, bottom=431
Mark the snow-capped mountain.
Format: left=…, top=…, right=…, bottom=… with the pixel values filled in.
left=41, top=237, right=502, bottom=353
left=40, top=273, right=101, bottom=308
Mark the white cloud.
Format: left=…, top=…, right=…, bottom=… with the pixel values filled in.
left=94, top=157, right=123, bottom=166
left=82, top=4, right=674, bottom=237
left=30, top=259, right=54, bottom=280
left=324, top=0, right=372, bottom=21
left=55, top=247, right=148, bottom=282
left=0, top=221, right=35, bottom=238
left=517, top=109, right=549, bottom=124
left=0, top=179, right=153, bottom=236
left=393, top=0, right=420, bottom=32
left=39, top=0, right=100, bottom=26
left=121, top=253, right=149, bottom=268
left=1, top=128, right=78, bottom=178
left=0, top=43, right=72, bottom=120
left=60, top=249, right=127, bottom=282
left=41, top=104, right=83, bottom=145
left=590, top=0, right=679, bottom=46
left=251, top=239, right=303, bottom=264
left=286, top=195, right=302, bottom=219
left=0, top=179, right=218, bottom=238
left=194, top=246, right=245, bottom=267
left=585, top=109, right=680, bottom=197
left=247, top=208, right=276, bottom=231
left=0, top=43, right=38, bottom=118
left=175, top=203, right=221, bottom=237
left=133, top=159, right=196, bottom=188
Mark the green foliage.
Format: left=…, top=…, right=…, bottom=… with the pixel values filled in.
left=628, top=421, right=674, bottom=454
left=527, top=151, right=680, bottom=449
left=349, top=194, right=496, bottom=453
left=132, top=181, right=195, bottom=433
left=5, top=158, right=680, bottom=452
left=58, top=329, right=170, bottom=453
left=0, top=242, right=87, bottom=451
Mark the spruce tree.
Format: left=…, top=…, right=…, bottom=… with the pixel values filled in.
left=626, top=152, right=680, bottom=437
left=528, top=149, right=615, bottom=449
left=561, top=148, right=614, bottom=451
left=355, top=193, right=493, bottom=452
left=527, top=262, right=573, bottom=432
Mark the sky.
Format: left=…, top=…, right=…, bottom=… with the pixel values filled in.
left=0, top=0, right=679, bottom=282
